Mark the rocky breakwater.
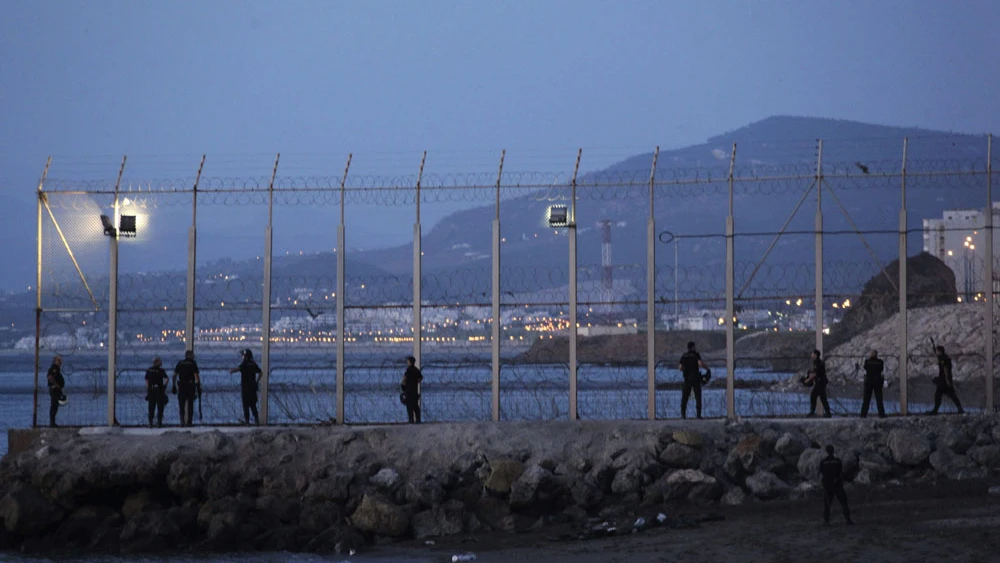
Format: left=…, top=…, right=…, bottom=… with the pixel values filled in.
left=2, top=416, right=1000, bottom=555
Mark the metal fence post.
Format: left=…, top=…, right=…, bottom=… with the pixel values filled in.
left=108, top=156, right=127, bottom=427
left=336, top=154, right=351, bottom=424
left=647, top=146, right=659, bottom=420
left=569, top=148, right=582, bottom=421
left=185, top=156, right=205, bottom=355
left=899, top=138, right=909, bottom=415
left=414, top=152, right=427, bottom=387
left=260, top=153, right=280, bottom=425
left=492, top=150, right=505, bottom=421
left=726, top=143, right=737, bottom=419
left=33, top=157, right=51, bottom=428
left=814, top=141, right=824, bottom=359
left=986, top=134, right=994, bottom=412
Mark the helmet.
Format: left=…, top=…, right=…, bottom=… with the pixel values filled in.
left=58, top=393, right=68, bottom=406
left=242, top=349, right=253, bottom=359
left=700, top=367, right=712, bottom=385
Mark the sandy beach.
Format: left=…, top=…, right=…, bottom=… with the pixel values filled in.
left=407, top=479, right=1000, bottom=563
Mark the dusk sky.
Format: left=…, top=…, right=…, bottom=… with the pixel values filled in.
left=2, top=0, right=999, bottom=290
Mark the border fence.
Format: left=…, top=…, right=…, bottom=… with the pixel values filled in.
left=31, top=135, right=1000, bottom=427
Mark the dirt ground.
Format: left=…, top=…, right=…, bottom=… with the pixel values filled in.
left=400, top=479, right=1000, bottom=563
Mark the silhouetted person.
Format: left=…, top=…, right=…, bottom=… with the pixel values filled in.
left=145, top=357, right=169, bottom=428
left=804, top=349, right=831, bottom=417
left=929, top=345, right=963, bottom=415
left=820, top=444, right=853, bottom=526
left=46, top=355, right=65, bottom=427
left=860, top=349, right=886, bottom=418
left=678, top=341, right=708, bottom=419
left=401, top=355, right=423, bottom=423
left=230, top=349, right=262, bottom=425
left=172, top=350, right=201, bottom=426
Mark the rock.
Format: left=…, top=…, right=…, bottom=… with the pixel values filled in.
left=967, top=445, right=1000, bottom=468
left=475, top=496, right=513, bottom=532
left=303, top=523, right=366, bottom=554
left=570, top=478, right=604, bottom=510
left=666, top=469, right=715, bottom=486
left=166, top=459, right=205, bottom=499
left=797, top=448, right=825, bottom=482
left=989, top=485, right=1000, bottom=496
left=937, top=427, right=974, bottom=454
left=255, top=495, right=302, bottom=525
left=370, top=468, right=402, bottom=490
left=641, top=474, right=672, bottom=505
left=406, top=476, right=446, bottom=508
left=349, top=494, right=409, bottom=537
left=659, top=442, right=701, bottom=469
left=510, top=464, right=558, bottom=508
left=51, top=505, right=118, bottom=548
left=411, top=505, right=464, bottom=538
left=828, top=252, right=956, bottom=348
left=205, top=468, right=237, bottom=499
left=87, top=511, right=124, bottom=551
left=120, top=509, right=182, bottom=553
left=299, top=500, right=344, bottom=533
left=929, top=448, right=984, bottom=480
left=610, top=468, right=643, bottom=496
left=196, top=497, right=244, bottom=530
left=991, top=424, right=1000, bottom=445
left=255, top=524, right=309, bottom=552
left=303, top=472, right=353, bottom=503
left=0, top=481, right=66, bottom=536
left=122, top=489, right=162, bottom=520
left=858, top=452, right=893, bottom=481
left=665, top=469, right=721, bottom=502
left=672, top=430, right=704, bottom=448
left=887, top=429, right=932, bottom=466
left=484, top=459, right=526, bottom=495
left=774, top=432, right=810, bottom=460
left=745, top=471, right=791, bottom=500
left=725, top=435, right=767, bottom=476
left=721, top=487, right=747, bottom=506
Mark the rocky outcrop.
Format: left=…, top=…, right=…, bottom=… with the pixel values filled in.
left=2, top=415, right=1000, bottom=555
left=828, top=252, right=957, bottom=349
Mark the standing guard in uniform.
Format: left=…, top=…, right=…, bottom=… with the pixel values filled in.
left=401, top=355, right=423, bottom=424
left=230, top=349, right=262, bottom=425
left=145, top=357, right=169, bottom=427
left=678, top=341, right=708, bottom=419
left=819, top=445, right=853, bottom=526
left=804, top=349, right=831, bottom=417
left=172, top=350, right=201, bottom=426
left=47, top=355, right=65, bottom=427
left=860, top=349, right=886, bottom=418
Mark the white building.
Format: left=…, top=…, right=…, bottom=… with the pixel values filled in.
left=922, top=204, right=1000, bottom=300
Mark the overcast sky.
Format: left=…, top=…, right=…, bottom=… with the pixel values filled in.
left=1, top=0, right=999, bottom=289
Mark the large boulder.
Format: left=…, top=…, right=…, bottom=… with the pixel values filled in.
left=665, top=469, right=721, bottom=502
left=510, top=465, right=559, bottom=509
left=937, top=427, right=974, bottom=455
left=659, top=442, right=701, bottom=469
left=797, top=448, right=825, bottom=482
left=0, top=482, right=66, bottom=536
left=929, top=448, right=986, bottom=480
left=484, top=459, right=526, bottom=495
left=122, top=489, right=163, bottom=520
left=774, top=432, right=810, bottom=460
left=119, top=509, right=182, bottom=553
left=349, top=494, right=409, bottom=537
left=828, top=252, right=956, bottom=348
left=303, top=472, right=353, bottom=503
left=672, top=430, right=704, bottom=448
left=746, top=471, right=791, bottom=500
left=887, top=429, right=932, bottom=466
left=370, top=468, right=402, bottom=490
left=725, top=434, right=768, bottom=476
left=967, top=445, right=1000, bottom=468
left=411, top=503, right=464, bottom=539
left=51, top=505, right=119, bottom=548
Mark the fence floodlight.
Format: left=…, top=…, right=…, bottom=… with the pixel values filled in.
left=546, top=205, right=568, bottom=227
left=119, top=215, right=137, bottom=237
left=100, top=214, right=116, bottom=237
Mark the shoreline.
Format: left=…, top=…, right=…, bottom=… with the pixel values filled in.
left=3, top=416, right=1000, bottom=556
